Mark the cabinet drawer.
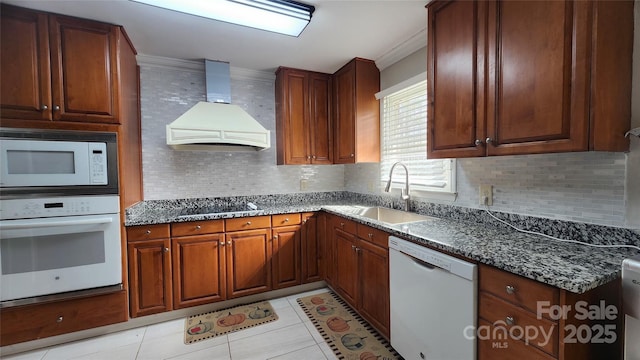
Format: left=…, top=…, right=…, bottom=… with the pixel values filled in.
left=225, top=216, right=271, bottom=231
left=479, top=292, right=558, bottom=357
left=333, top=217, right=357, bottom=234
left=0, top=290, right=127, bottom=346
left=127, top=224, right=170, bottom=241
left=272, top=213, right=301, bottom=226
left=479, top=264, right=559, bottom=316
left=171, top=220, right=224, bottom=237
left=357, top=224, right=389, bottom=248
left=477, top=319, right=556, bottom=360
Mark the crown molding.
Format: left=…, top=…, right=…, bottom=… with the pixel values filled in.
left=375, top=28, right=427, bottom=71
left=136, top=54, right=275, bottom=82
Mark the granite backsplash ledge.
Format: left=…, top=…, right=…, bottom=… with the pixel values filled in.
left=125, top=191, right=640, bottom=247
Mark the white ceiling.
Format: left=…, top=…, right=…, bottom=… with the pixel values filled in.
left=4, top=0, right=428, bottom=74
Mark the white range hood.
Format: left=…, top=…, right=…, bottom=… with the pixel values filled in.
left=166, top=60, right=271, bottom=151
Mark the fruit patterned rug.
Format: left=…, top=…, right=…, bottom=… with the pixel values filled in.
left=184, top=300, right=277, bottom=344
left=297, top=291, right=401, bottom=360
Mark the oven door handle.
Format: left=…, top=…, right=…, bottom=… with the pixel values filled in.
left=0, top=217, right=114, bottom=230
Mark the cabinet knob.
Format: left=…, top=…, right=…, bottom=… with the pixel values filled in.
left=312, top=155, right=316, bottom=159
left=351, top=245, right=356, bottom=250
left=485, top=137, right=493, bottom=145
left=340, top=222, right=345, bottom=227
left=164, top=247, right=169, bottom=252
left=368, top=233, right=373, bottom=239
left=56, top=316, right=63, bottom=323
left=273, top=236, right=278, bottom=240
left=145, top=230, right=151, bottom=235
left=53, top=105, right=60, bottom=111
left=40, top=105, right=48, bottom=111
left=246, top=221, right=252, bottom=225
left=355, top=247, right=360, bottom=253
left=307, top=155, right=312, bottom=160
left=505, top=316, right=515, bottom=326
left=350, top=153, right=354, bottom=157
left=505, top=285, right=516, bottom=295
left=221, top=241, right=226, bottom=246
left=474, top=139, right=483, bottom=146
left=284, top=218, right=289, bottom=222
left=195, top=225, right=201, bottom=230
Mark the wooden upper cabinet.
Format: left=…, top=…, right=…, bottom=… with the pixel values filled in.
left=0, top=4, right=125, bottom=125
left=427, top=0, right=486, bottom=158
left=426, top=0, right=633, bottom=159
left=49, top=15, right=119, bottom=124
left=0, top=6, right=51, bottom=120
left=275, top=67, right=332, bottom=165
left=333, top=58, right=380, bottom=164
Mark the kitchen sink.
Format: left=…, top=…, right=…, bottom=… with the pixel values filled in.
left=356, top=207, right=436, bottom=224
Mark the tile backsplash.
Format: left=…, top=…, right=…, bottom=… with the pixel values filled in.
left=139, top=64, right=344, bottom=200
left=345, top=151, right=628, bottom=227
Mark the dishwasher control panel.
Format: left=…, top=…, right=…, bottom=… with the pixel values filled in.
left=389, top=236, right=476, bottom=281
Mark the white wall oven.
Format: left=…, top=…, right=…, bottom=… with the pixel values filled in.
left=0, top=196, right=122, bottom=306
left=0, top=128, right=118, bottom=198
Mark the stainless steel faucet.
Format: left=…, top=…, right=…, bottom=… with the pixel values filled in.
left=384, top=161, right=410, bottom=212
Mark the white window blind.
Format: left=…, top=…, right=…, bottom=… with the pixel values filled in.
left=380, top=80, right=456, bottom=194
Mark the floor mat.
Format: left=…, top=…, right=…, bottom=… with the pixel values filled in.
left=297, top=291, right=401, bottom=360
left=184, top=300, right=277, bottom=344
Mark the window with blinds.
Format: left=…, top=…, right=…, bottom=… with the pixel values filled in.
left=380, top=80, right=456, bottom=194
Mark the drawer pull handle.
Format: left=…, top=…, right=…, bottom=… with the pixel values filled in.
left=246, top=221, right=252, bottom=225
left=56, top=316, right=63, bottom=323
left=505, top=316, right=515, bottom=326
left=145, top=230, right=151, bottom=235
left=506, top=285, right=516, bottom=295
left=195, top=225, right=201, bottom=230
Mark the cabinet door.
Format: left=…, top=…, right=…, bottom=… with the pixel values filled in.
left=427, top=0, right=487, bottom=159
left=324, top=215, right=336, bottom=286
left=301, top=213, right=322, bottom=283
left=333, top=61, right=356, bottom=164
left=486, top=0, right=590, bottom=155
left=226, top=229, right=272, bottom=298
left=357, top=239, right=390, bottom=338
left=172, top=234, right=226, bottom=309
left=272, top=225, right=302, bottom=290
left=49, top=15, right=119, bottom=124
left=309, top=73, right=333, bottom=164
left=128, top=239, right=172, bottom=317
left=0, top=5, right=52, bottom=121
left=278, top=69, right=310, bottom=164
left=334, top=227, right=358, bottom=306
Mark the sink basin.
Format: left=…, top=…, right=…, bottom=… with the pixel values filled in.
left=357, top=207, right=435, bottom=224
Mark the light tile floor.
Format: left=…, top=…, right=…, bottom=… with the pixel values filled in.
left=3, top=288, right=338, bottom=360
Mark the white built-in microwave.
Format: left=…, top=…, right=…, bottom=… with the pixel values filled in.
left=0, top=128, right=118, bottom=197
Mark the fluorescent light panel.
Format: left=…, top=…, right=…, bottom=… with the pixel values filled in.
left=131, top=0, right=314, bottom=37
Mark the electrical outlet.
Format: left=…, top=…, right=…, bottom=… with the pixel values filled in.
left=300, top=179, right=308, bottom=191
left=479, top=184, right=493, bottom=206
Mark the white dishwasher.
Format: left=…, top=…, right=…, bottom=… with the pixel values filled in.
left=389, top=236, right=477, bottom=360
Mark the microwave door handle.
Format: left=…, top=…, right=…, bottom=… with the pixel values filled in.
left=0, top=217, right=113, bottom=230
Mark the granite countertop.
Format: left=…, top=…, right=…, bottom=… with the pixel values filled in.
left=125, top=198, right=640, bottom=294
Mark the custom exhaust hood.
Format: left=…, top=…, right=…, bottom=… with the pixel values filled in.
left=166, top=60, right=271, bottom=151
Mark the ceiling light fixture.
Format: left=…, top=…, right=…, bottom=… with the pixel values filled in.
left=130, top=0, right=315, bottom=37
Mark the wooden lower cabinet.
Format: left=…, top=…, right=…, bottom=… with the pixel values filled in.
left=478, top=264, right=622, bottom=360
left=172, top=234, right=226, bottom=309
left=329, top=216, right=390, bottom=338
left=226, top=228, right=273, bottom=298
left=272, top=225, right=302, bottom=289
left=128, top=238, right=172, bottom=317
left=357, top=238, right=390, bottom=338
left=0, top=290, right=127, bottom=346
left=302, top=212, right=323, bottom=283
